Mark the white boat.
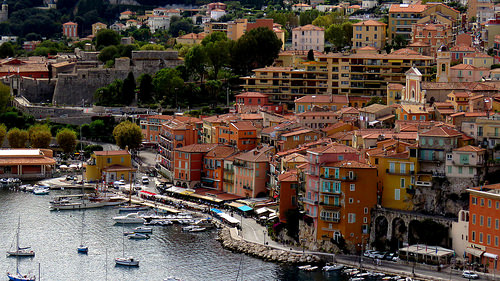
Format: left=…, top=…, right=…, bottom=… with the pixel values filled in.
left=323, top=264, right=344, bottom=271
left=7, top=218, right=35, bottom=257
left=128, top=233, right=150, bottom=239
left=25, top=185, right=35, bottom=192
left=133, top=227, right=152, bottom=233
left=33, top=187, right=49, bottom=195
left=115, top=226, right=139, bottom=267
left=118, top=205, right=149, bottom=213
left=113, top=213, right=145, bottom=224
left=189, top=227, right=206, bottom=233
left=77, top=210, right=88, bottom=254
left=115, top=257, right=139, bottom=266
left=7, top=217, right=36, bottom=281
left=50, top=194, right=127, bottom=210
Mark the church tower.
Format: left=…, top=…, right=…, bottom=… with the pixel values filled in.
left=0, top=0, right=8, bottom=22
left=436, top=45, right=451, bottom=83
left=401, top=67, right=426, bottom=105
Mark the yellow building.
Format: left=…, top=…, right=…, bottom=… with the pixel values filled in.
left=92, top=22, right=107, bottom=37
left=85, top=150, right=135, bottom=183
left=366, top=140, right=419, bottom=210
left=387, top=83, right=403, bottom=105
left=242, top=48, right=433, bottom=103
left=353, top=20, right=387, bottom=50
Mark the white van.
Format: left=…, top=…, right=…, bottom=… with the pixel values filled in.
left=141, top=176, right=149, bottom=185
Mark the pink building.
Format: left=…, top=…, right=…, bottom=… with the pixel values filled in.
left=234, top=91, right=283, bottom=114
left=303, top=142, right=360, bottom=226
left=63, top=22, right=78, bottom=39
left=450, top=44, right=476, bottom=62
left=232, top=145, right=275, bottom=198
left=450, top=64, right=490, bottom=82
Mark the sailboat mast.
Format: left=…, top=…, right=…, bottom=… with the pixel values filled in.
left=16, top=217, right=20, bottom=275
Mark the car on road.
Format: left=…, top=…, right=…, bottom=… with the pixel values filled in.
left=363, top=250, right=375, bottom=257
left=462, top=270, right=479, bottom=279
left=384, top=252, right=399, bottom=262
left=142, top=176, right=149, bottom=185
left=373, top=251, right=386, bottom=259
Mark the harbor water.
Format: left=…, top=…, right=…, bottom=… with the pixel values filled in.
left=0, top=189, right=346, bottom=281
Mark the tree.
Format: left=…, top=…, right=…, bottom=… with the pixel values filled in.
left=342, top=22, right=353, bottom=47
left=0, top=82, right=11, bottom=113
left=231, top=27, right=282, bottom=76
left=56, top=128, right=77, bottom=153
left=112, top=120, right=142, bottom=150
left=122, top=72, right=136, bottom=105
left=152, top=68, right=184, bottom=107
left=28, top=124, right=52, bottom=148
left=97, top=45, right=118, bottom=63
left=201, top=31, right=227, bottom=46
left=169, top=18, right=193, bottom=37
left=299, top=10, right=320, bottom=26
left=184, top=45, right=207, bottom=81
left=0, top=123, right=6, bottom=146
left=326, top=24, right=344, bottom=50
left=0, top=42, right=15, bottom=58
left=95, top=29, right=120, bottom=49
left=137, top=73, right=154, bottom=104
left=139, top=44, right=165, bottom=50
left=7, top=128, right=28, bottom=148
left=204, top=40, right=232, bottom=79
left=307, top=49, right=314, bottom=61
left=89, top=119, right=107, bottom=140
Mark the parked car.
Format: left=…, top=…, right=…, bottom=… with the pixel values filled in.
left=373, top=252, right=386, bottom=259
left=462, top=270, right=479, bottom=279
left=363, top=250, right=375, bottom=257
left=142, top=176, right=149, bottom=185
left=384, top=252, right=399, bottom=261
left=368, top=251, right=380, bottom=258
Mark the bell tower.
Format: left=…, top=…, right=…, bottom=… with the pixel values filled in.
left=436, top=45, right=451, bottom=83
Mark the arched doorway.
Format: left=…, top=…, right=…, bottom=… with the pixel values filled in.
left=374, top=216, right=388, bottom=250
left=391, top=218, right=407, bottom=251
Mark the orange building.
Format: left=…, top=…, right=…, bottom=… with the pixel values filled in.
left=158, top=118, right=201, bottom=179
left=315, top=161, right=378, bottom=248
left=467, top=183, right=500, bottom=273
left=278, top=128, right=323, bottom=152
left=173, top=143, right=217, bottom=188
left=232, top=145, right=275, bottom=198
left=62, top=22, right=78, bottom=39
left=214, top=121, right=258, bottom=151
left=278, top=170, right=299, bottom=223
left=202, top=145, right=237, bottom=190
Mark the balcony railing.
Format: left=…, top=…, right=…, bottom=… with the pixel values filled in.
left=320, top=216, right=340, bottom=223
left=386, top=169, right=415, bottom=175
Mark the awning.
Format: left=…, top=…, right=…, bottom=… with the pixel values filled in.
left=255, top=207, right=269, bottom=215
left=484, top=252, right=498, bottom=259
left=368, top=120, right=380, bottom=126
left=465, top=247, right=484, bottom=257
left=238, top=205, right=253, bottom=212
left=180, top=190, right=194, bottom=195
left=378, top=114, right=395, bottom=122
left=202, top=178, right=214, bottom=182
left=227, top=202, right=244, bottom=208
left=210, top=208, right=222, bottom=213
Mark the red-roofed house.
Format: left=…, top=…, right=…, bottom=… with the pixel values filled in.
left=450, top=64, right=490, bottom=83
left=62, top=22, right=78, bottom=39
left=278, top=128, right=323, bottom=151
left=450, top=44, right=477, bottom=62
left=202, top=145, right=237, bottom=190
left=418, top=126, right=463, bottom=173
left=446, top=145, right=486, bottom=185
left=292, top=24, right=325, bottom=52
left=235, top=92, right=284, bottom=114
left=463, top=52, right=494, bottom=69
left=173, top=143, right=218, bottom=188
left=278, top=170, right=299, bottom=223
left=352, top=20, right=387, bottom=50
left=232, top=145, right=275, bottom=197
left=411, top=23, right=453, bottom=57
left=295, top=94, right=349, bottom=113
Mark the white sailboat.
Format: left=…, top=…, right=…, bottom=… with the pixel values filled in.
left=7, top=217, right=36, bottom=281
left=115, top=225, right=139, bottom=267
left=77, top=210, right=88, bottom=254
left=7, top=217, right=35, bottom=257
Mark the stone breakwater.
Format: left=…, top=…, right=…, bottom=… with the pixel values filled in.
left=216, top=227, right=322, bottom=264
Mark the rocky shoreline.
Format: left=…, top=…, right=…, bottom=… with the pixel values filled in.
left=216, top=227, right=322, bottom=265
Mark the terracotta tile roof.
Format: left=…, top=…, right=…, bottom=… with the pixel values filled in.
left=454, top=145, right=485, bottom=152
left=281, top=152, right=307, bottom=163
left=420, top=126, right=461, bottom=137
left=63, top=22, right=77, bottom=25
left=174, top=143, right=218, bottom=153
left=357, top=46, right=377, bottom=51
left=450, top=91, right=473, bottom=98
left=297, top=111, right=337, bottom=117
left=451, top=64, right=476, bottom=70
left=178, top=32, right=206, bottom=40
left=240, top=114, right=262, bottom=120
left=205, top=145, right=237, bottom=158
left=231, top=121, right=256, bottom=131
left=295, top=94, right=348, bottom=104
left=359, top=104, right=390, bottom=114
left=0, top=156, right=55, bottom=166
left=235, top=92, right=269, bottom=98
left=281, top=129, right=313, bottom=137
left=450, top=44, right=476, bottom=52
left=464, top=52, right=492, bottom=58
left=94, top=150, right=130, bottom=156
left=395, top=132, right=418, bottom=140
left=235, top=145, right=274, bottom=162
left=102, top=164, right=136, bottom=172
left=324, top=160, right=374, bottom=168
left=434, top=102, right=454, bottom=108
left=400, top=104, right=429, bottom=114
left=337, top=107, right=359, bottom=115
left=353, top=20, right=386, bottom=26
left=278, top=170, right=298, bottom=182
left=408, top=41, right=431, bottom=47
left=391, top=48, right=421, bottom=56
left=292, top=24, right=324, bottom=31
left=308, top=142, right=358, bottom=154
left=389, top=3, right=428, bottom=13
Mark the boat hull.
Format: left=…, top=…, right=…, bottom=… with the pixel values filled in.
left=7, top=251, right=35, bottom=257
left=50, top=199, right=126, bottom=210
left=77, top=246, right=88, bottom=254
left=115, top=258, right=139, bottom=266
left=7, top=273, right=35, bottom=281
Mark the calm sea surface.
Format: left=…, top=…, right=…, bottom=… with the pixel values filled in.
left=0, top=189, right=345, bottom=281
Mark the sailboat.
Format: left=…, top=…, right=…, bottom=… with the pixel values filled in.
left=118, top=173, right=149, bottom=213
left=7, top=217, right=35, bottom=257
left=7, top=218, right=36, bottom=281
left=77, top=210, right=88, bottom=254
left=115, top=224, right=139, bottom=267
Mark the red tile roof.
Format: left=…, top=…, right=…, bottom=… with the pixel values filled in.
left=420, top=126, right=461, bottom=137
left=175, top=143, right=218, bottom=153
left=94, top=150, right=130, bottom=156
left=278, top=170, right=298, bottom=182
left=454, top=145, right=485, bottom=152
left=235, top=92, right=269, bottom=98
left=353, top=20, right=386, bottom=26
left=292, top=24, right=324, bottom=31
left=464, top=52, right=492, bottom=58
left=389, top=3, right=427, bottom=13
left=295, top=94, right=348, bottom=104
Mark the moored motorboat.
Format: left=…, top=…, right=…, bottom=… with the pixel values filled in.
left=7, top=272, right=36, bottom=281
left=77, top=245, right=88, bottom=254
left=118, top=205, right=150, bottom=213
left=33, top=187, right=49, bottom=195
left=133, top=227, right=152, bottom=233
left=115, top=257, right=139, bottom=266
left=323, top=264, right=344, bottom=272
left=113, top=213, right=145, bottom=224
left=128, top=233, right=150, bottom=240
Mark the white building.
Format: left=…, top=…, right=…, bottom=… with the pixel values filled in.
left=147, top=16, right=170, bottom=33
left=451, top=210, right=469, bottom=260
left=210, top=9, right=226, bottom=20
left=291, top=24, right=325, bottom=52
left=362, top=0, right=377, bottom=9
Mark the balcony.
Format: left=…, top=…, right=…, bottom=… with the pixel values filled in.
left=300, top=197, right=318, bottom=205
left=415, top=181, right=432, bottom=187
left=341, top=175, right=357, bottom=181
left=487, top=133, right=500, bottom=138
left=319, top=201, right=341, bottom=207
left=320, top=216, right=340, bottom=223
left=386, top=169, right=415, bottom=175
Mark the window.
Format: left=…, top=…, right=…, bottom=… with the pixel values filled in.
left=472, top=214, right=476, bottom=224
left=364, top=207, right=368, bottom=214
left=363, top=217, right=368, bottom=223
left=400, top=178, right=405, bottom=188
left=349, top=198, right=354, bottom=204
left=472, top=197, right=477, bottom=205
left=389, top=162, right=395, bottom=173
left=400, top=163, right=406, bottom=174
left=487, top=234, right=491, bottom=245
left=348, top=213, right=356, bottom=223
left=488, top=217, right=491, bottom=228
left=497, top=201, right=499, bottom=209
left=496, top=219, right=499, bottom=229
left=496, top=236, right=499, bottom=247
left=395, top=189, right=400, bottom=200
left=488, top=200, right=492, bottom=208
left=458, top=167, right=462, bottom=174
left=480, top=232, right=483, bottom=243
left=481, top=198, right=484, bottom=206
left=480, top=215, right=484, bottom=226
left=447, top=166, right=452, bottom=173
left=107, top=158, right=112, bottom=164
left=472, top=231, right=476, bottom=241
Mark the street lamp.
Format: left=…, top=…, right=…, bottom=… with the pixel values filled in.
left=301, top=238, right=307, bottom=255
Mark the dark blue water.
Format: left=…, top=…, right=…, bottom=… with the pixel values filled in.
left=0, top=189, right=344, bottom=281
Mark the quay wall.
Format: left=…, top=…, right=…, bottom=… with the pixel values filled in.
left=217, top=227, right=322, bottom=265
